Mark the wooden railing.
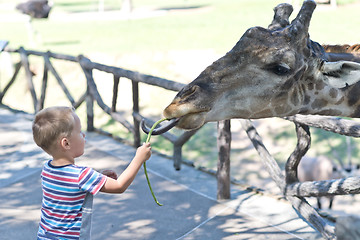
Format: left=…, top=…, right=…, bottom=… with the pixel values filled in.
left=1, top=47, right=200, bottom=171
left=241, top=115, right=360, bottom=239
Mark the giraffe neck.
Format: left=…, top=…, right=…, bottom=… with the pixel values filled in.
left=305, top=81, right=360, bottom=118
left=239, top=80, right=360, bottom=119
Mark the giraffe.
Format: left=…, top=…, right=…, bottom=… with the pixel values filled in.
left=159, top=0, right=360, bottom=131
left=323, top=44, right=360, bottom=63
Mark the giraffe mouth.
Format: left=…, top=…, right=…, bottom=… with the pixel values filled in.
left=140, top=118, right=180, bottom=135
left=140, top=111, right=208, bottom=135
left=175, top=112, right=208, bottom=130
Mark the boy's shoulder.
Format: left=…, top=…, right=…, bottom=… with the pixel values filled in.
left=43, top=160, right=89, bottom=176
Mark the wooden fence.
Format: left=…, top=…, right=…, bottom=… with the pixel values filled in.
left=1, top=46, right=360, bottom=239
left=0, top=46, right=198, bottom=169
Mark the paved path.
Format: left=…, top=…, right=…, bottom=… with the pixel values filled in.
left=0, top=106, right=322, bottom=239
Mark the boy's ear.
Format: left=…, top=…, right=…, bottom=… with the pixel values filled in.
left=60, top=137, right=71, bottom=150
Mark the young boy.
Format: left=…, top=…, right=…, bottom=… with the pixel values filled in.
left=32, top=106, right=152, bottom=239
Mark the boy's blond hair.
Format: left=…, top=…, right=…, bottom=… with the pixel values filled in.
left=32, top=106, right=76, bottom=153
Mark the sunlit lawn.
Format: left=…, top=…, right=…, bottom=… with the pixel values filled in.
left=2, top=0, right=360, bottom=55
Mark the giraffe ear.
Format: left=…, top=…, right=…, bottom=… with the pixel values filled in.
left=322, top=61, right=360, bottom=88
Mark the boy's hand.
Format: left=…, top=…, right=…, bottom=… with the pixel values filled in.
left=102, top=170, right=118, bottom=180
left=100, top=143, right=152, bottom=194
left=136, top=142, right=152, bottom=162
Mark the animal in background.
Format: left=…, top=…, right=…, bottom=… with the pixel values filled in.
left=15, top=0, right=53, bottom=46
left=342, top=163, right=360, bottom=178
left=298, top=155, right=343, bottom=209
left=16, top=0, right=52, bottom=19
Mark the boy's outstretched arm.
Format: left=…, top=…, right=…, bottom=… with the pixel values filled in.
left=100, top=143, right=152, bottom=194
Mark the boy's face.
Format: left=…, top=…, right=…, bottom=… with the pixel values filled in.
left=67, top=113, right=86, bottom=158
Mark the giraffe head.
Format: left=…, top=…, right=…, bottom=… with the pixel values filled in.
left=163, top=0, right=360, bottom=130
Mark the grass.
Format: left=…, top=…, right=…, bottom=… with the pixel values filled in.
left=0, top=0, right=280, bottom=55
left=1, top=0, right=360, bottom=178
left=4, top=0, right=360, bottom=55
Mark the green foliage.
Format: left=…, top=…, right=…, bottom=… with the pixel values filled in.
left=310, top=126, right=360, bottom=165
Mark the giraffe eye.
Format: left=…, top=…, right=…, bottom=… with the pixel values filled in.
left=269, top=63, right=291, bottom=76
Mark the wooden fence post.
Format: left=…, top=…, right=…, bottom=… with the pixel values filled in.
left=19, top=47, right=38, bottom=112
left=38, top=54, right=49, bottom=111
left=173, top=145, right=182, bottom=171
left=0, top=62, right=21, bottom=104
left=173, top=129, right=199, bottom=170
left=86, top=83, right=94, bottom=132
left=132, top=81, right=140, bottom=147
left=78, top=55, right=95, bottom=132
left=112, top=76, right=120, bottom=112
left=217, top=120, right=231, bottom=200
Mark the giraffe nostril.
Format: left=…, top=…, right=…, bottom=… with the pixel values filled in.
left=179, top=85, right=200, bottom=99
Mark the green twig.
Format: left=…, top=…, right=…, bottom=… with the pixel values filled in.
left=144, top=118, right=168, bottom=206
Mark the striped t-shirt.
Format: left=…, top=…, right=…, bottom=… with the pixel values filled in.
left=37, top=160, right=107, bottom=240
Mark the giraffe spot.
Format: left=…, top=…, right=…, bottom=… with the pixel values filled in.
left=329, top=88, right=338, bottom=99
left=303, top=47, right=311, bottom=58
left=298, top=107, right=310, bottom=114
left=318, top=109, right=343, bottom=116
left=307, top=82, right=314, bottom=90
left=315, top=82, right=325, bottom=90
left=311, top=99, right=328, bottom=109
left=235, top=109, right=252, bottom=117
left=276, top=91, right=288, bottom=99
left=304, top=94, right=311, bottom=105
left=351, top=106, right=360, bottom=118
left=348, top=84, right=360, bottom=106
left=252, top=108, right=272, bottom=118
